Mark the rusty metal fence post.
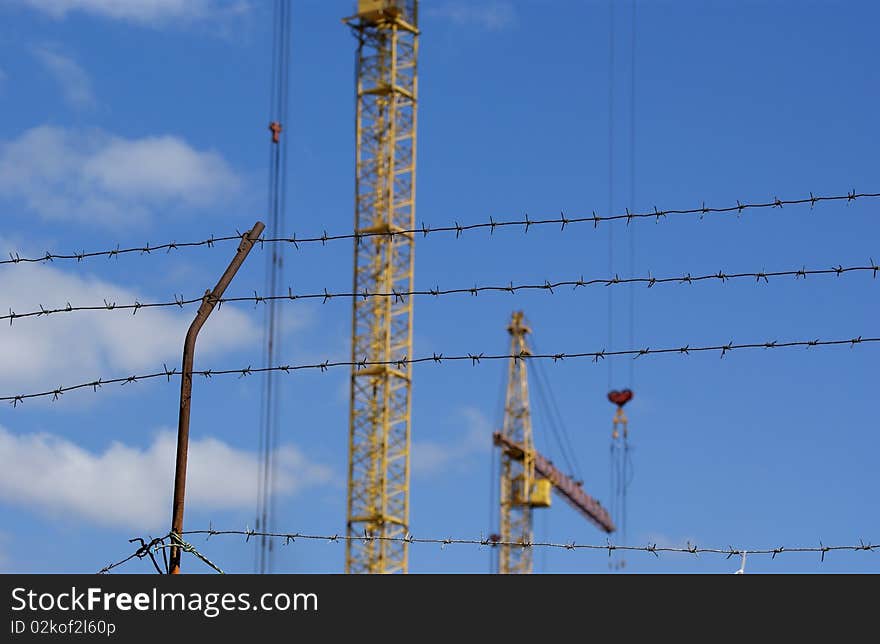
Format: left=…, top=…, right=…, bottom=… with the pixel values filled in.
left=169, top=221, right=265, bottom=574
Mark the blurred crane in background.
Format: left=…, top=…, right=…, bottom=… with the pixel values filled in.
left=492, top=312, right=616, bottom=574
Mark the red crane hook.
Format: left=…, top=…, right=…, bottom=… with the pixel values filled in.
left=607, top=389, right=634, bottom=408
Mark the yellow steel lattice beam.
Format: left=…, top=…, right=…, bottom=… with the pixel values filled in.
left=499, top=311, right=536, bottom=574
left=345, top=0, right=419, bottom=574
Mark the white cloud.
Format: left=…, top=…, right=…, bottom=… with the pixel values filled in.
left=32, top=47, right=95, bottom=109
left=412, top=406, right=492, bottom=477
left=0, top=259, right=259, bottom=395
left=427, top=1, right=516, bottom=30
left=0, top=126, right=240, bottom=224
left=21, top=0, right=250, bottom=24
left=0, top=425, right=332, bottom=530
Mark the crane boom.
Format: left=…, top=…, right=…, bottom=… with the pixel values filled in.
left=493, top=432, right=615, bottom=533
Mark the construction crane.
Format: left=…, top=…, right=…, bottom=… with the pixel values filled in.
left=493, top=312, right=615, bottom=574
left=343, top=0, right=419, bottom=574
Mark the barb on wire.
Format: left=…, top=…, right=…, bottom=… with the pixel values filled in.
left=5, top=335, right=878, bottom=405
left=4, top=191, right=878, bottom=267
left=3, top=261, right=877, bottom=326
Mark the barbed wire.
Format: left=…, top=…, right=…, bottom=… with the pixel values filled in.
left=6, top=334, right=877, bottom=406
left=97, top=527, right=878, bottom=573
left=3, top=261, right=877, bottom=326
left=187, top=528, right=878, bottom=560
left=5, top=190, right=877, bottom=268
left=96, top=550, right=144, bottom=575
left=97, top=532, right=223, bottom=575
left=168, top=531, right=225, bottom=574
left=97, top=535, right=168, bottom=575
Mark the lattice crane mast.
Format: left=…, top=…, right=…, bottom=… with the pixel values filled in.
left=494, top=312, right=615, bottom=574
left=343, top=0, right=419, bottom=574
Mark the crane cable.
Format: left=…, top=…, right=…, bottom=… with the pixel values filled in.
left=625, top=0, right=638, bottom=555
left=256, top=0, right=292, bottom=574
left=529, top=330, right=583, bottom=482
left=607, top=0, right=638, bottom=571
left=488, top=352, right=506, bottom=574
left=606, top=0, right=618, bottom=570
left=607, top=0, right=615, bottom=393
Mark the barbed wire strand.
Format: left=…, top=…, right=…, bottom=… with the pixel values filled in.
left=188, top=529, right=879, bottom=559
left=5, top=190, right=877, bottom=267
left=97, top=551, right=142, bottom=575
left=6, top=334, right=877, bottom=406
left=97, top=528, right=877, bottom=573
left=98, top=533, right=222, bottom=575
left=4, top=261, right=877, bottom=326
left=169, top=531, right=225, bottom=574
left=97, top=535, right=168, bottom=575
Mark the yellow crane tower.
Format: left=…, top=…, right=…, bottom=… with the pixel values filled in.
left=494, top=312, right=616, bottom=574
left=497, top=312, right=540, bottom=574
left=343, top=0, right=419, bottom=574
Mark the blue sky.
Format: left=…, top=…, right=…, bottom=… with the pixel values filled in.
left=0, top=0, right=876, bottom=574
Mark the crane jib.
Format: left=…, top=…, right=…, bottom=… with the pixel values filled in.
left=493, top=431, right=616, bottom=534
